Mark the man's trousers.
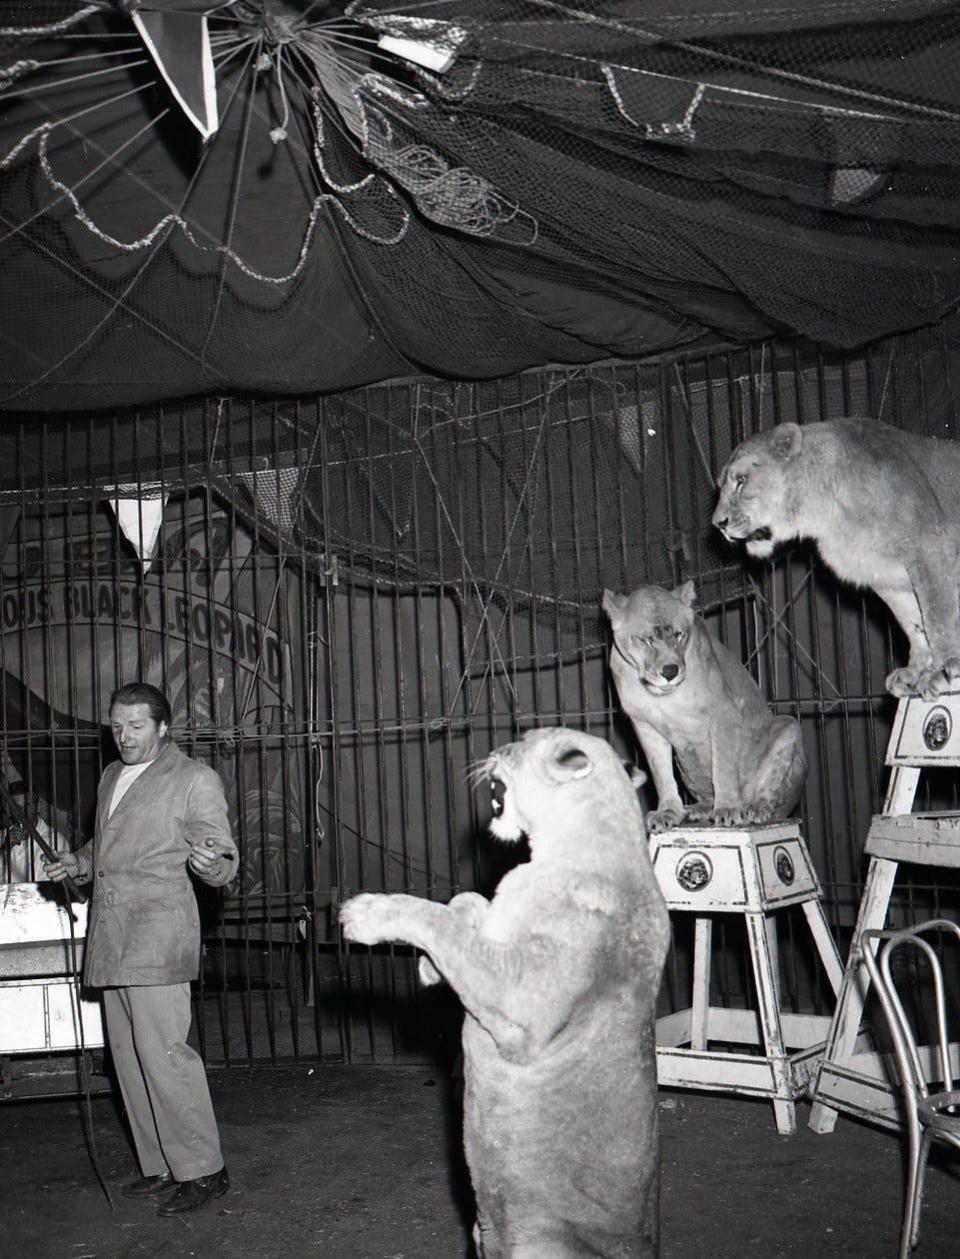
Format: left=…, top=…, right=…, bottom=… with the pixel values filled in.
left=102, top=982, right=224, bottom=1182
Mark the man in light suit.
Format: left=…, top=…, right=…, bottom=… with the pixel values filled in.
left=44, top=682, right=239, bottom=1216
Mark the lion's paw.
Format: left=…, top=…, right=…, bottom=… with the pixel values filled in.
left=418, top=955, right=443, bottom=987
left=905, top=665, right=958, bottom=700
left=886, top=665, right=925, bottom=698
left=922, top=668, right=955, bottom=699
left=712, top=806, right=748, bottom=828
left=648, top=805, right=686, bottom=833
left=339, top=893, right=395, bottom=947
left=684, top=802, right=714, bottom=825
left=745, top=800, right=775, bottom=824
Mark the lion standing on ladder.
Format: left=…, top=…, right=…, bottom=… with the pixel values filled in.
left=713, top=417, right=960, bottom=700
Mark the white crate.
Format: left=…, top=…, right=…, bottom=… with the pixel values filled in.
left=0, top=976, right=104, bottom=1054
left=0, top=882, right=104, bottom=1054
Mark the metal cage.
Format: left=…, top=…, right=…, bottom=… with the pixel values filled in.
left=3, top=311, right=960, bottom=1068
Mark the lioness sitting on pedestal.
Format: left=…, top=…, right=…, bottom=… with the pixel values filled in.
left=603, top=581, right=807, bottom=832
left=341, top=728, right=669, bottom=1259
left=713, top=417, right=960, bottom=699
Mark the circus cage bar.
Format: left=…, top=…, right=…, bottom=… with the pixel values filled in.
left=3, top=312, right=960, bottom=1076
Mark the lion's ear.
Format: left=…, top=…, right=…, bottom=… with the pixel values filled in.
left=771, top=422, right=802, bottom=460
left=602, top=588, right=626, bottom=628
left=546, top=744, right=594, bottom=783
left=674, top=579, right=697, bottom=609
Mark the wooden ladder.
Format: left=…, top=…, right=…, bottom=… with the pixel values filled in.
left=810, top=692, right=960, bottom=1134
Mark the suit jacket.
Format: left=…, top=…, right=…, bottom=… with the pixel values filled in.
left=74, top=740, right=239, bottom=987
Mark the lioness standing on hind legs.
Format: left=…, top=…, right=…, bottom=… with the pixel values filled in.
left=713, top=417, right=960, bottom=700
left=603, top=581, right=807, bottom=831
left=341, top=728, right=669, bottom=1259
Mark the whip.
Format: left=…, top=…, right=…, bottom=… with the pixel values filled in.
left=0, top=775, right=113, bottom=1210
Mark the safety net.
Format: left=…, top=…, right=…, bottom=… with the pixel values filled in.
left=2, top=1, right=960, bottom=411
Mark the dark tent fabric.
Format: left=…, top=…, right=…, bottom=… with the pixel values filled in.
left=2, top=0, right=960, bottom=411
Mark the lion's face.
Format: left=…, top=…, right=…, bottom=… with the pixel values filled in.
left=712, top=424, right=802, bottom=559
left=603, top=582, right=695, bottom=696
left=482, top=728, right=642, bottom=843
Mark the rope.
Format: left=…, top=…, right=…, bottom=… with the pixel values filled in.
left=65, top=893, right=115, bottom=1213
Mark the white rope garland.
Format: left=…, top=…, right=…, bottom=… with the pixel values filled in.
left=0, top=5, right=99, bottom=38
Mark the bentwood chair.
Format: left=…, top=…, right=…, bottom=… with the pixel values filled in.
left=860, top=919, right=960, bottom=1258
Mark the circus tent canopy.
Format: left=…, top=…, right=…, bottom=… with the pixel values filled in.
left=1, top=1, right=959, bottom=411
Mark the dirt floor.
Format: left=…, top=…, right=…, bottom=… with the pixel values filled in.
left=3, top=1065, right=960, bottom=1259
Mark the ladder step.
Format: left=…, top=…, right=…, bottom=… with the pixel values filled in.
left=865, top=812, right=960, bottom=867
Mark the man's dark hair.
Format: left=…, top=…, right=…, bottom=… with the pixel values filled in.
left=109, top=683, right=172, bottom=727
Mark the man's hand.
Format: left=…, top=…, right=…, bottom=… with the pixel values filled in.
left=187, top=836, right=230, bottom=877
left=42, top=851, right=82, bottom=883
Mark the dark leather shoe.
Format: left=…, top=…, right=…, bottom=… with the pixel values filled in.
left=122, top=1172, right=173, bottom=1199
left=156, top=1167, right=229, bottom=1216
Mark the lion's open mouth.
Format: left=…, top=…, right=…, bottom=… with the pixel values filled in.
left=748, top=526, right=772, bottom=543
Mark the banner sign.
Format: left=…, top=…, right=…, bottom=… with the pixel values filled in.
left=1, top=498, right=305, bottom=897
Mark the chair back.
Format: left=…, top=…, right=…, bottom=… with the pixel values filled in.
left=861, top=919, right=960, bottom=1106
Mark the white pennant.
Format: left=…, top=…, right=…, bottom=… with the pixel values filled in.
left=111, top=495, right=166, bottom=570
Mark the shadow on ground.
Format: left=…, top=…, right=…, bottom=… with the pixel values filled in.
left=3, top=1066, right=960, bottom=1258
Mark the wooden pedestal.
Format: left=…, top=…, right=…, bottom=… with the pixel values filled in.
left=809, top=693, right=960, bottom=1134
left=651, top=822, right=843, bottom=1135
